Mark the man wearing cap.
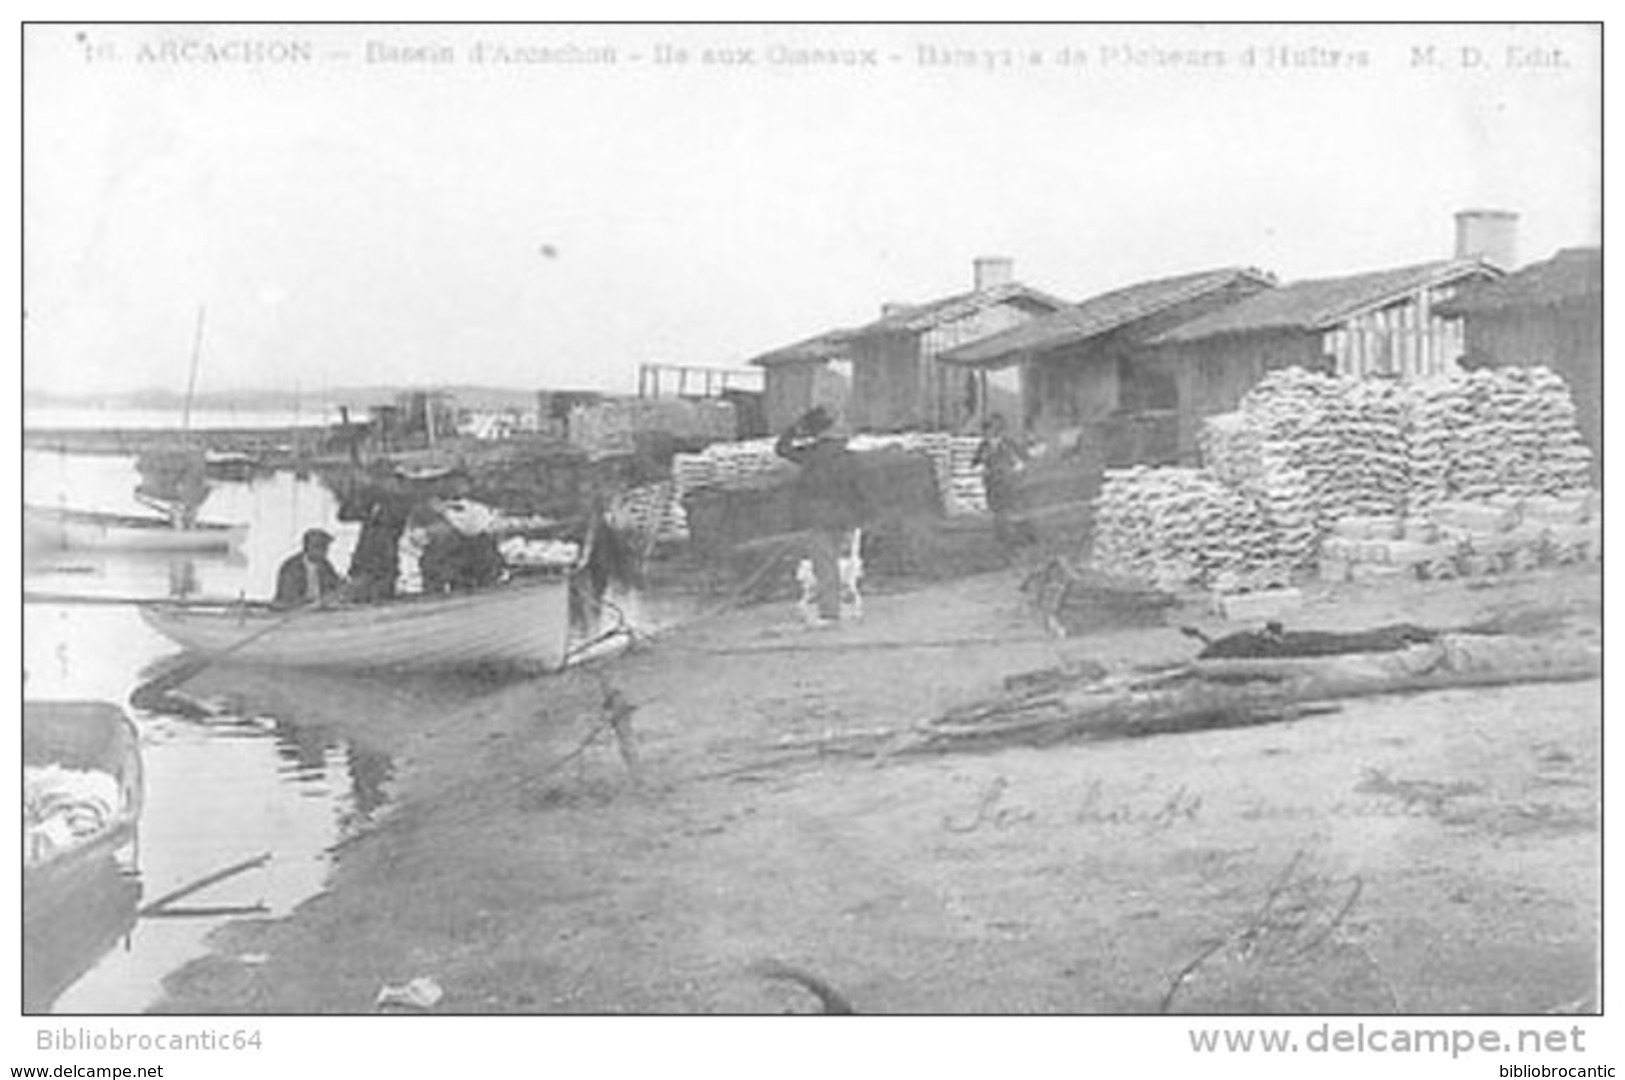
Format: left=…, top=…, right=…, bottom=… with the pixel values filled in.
left=775, top=406, right=866, bottom=626
left=273, top=527, right=345, bottom=608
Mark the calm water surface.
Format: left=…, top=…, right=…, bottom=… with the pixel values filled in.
left=24, top=448, right=411, bottom=1013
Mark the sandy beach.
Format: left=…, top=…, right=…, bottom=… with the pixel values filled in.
left=150, top=561, right=1600, bottom=1015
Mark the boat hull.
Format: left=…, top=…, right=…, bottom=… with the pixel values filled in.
left=138, top=574, right=575, bottom=671
left=24, top=702, right=144, bottom=1014
left=24, top=701, right=145, bottom=918
left=25, top=505, right=247, bottom=553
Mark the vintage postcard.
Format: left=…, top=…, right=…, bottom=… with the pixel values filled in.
left=17, top=19, right=1603, bottom=1078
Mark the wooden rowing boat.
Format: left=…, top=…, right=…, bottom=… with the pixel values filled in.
left=24, top=504, right=248, bottom=553
left=23, top=702, right=145, bottom=1014
left=138, top=572, right=576, bottom=671
left=24, top=701, right=145, bottom=919
left=24, top=702, right=145, bottom=880
left=23, top=849, right=141, bottom=1014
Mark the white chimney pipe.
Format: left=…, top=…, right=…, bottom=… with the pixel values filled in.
left=1454, top=209, right=1519, bottom=269
left=973, top=256, right=1014, bottom=291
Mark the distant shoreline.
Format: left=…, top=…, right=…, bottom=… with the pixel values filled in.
left=23, top=423, right=323, bottom=461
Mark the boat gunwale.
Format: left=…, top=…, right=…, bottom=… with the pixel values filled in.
left=141, top=569, right=576, bottom=619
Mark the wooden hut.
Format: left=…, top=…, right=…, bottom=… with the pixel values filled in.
left=747, top=331, right=857, bottom=434
left=937, top=267, right=1276, bottom=455
left=1144, top=258, right=1502, bottom=458
left=749, top=258, right=1067, bottom=434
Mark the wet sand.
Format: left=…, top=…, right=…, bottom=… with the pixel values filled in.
left=153, top=564, right=1600, bottom=1014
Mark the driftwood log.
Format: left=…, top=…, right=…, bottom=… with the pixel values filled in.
left=905, top=633, right=1600, bottom=755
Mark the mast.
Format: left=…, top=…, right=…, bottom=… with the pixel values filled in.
left=181, top=305, right=206, bottom=435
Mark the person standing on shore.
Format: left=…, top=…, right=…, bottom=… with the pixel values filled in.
left=774, top=406, right=865, bottom=626
left=973, top=413, right=1032, bottom=547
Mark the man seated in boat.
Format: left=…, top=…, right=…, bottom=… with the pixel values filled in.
left=273, top=528, right=345, bottom=608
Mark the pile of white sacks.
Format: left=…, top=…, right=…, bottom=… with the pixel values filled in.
left=1091, top=466, right=1282, bottom=592
left=624, top=432, right=994, bottom=546
left=1098, top=365, right=1596, bottom=589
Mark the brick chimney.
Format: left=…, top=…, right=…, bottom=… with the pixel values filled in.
left=973, top=256, right=1014, bottom=291
left=1454, top=209, right=1519, bottom=270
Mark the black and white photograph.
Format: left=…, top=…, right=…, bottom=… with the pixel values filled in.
left=15, top=17, right=1606, bottom=1076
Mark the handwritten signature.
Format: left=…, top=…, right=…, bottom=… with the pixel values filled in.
left=941, top=777, right=1203, bottom=834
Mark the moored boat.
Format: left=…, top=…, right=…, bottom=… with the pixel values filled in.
left=24, top=700, right=147, bottom=1016
left=24, top=701, right=145, bottom=906
left=138, top=572, right=576, bottom=671
left=24, top=504, right=248, bottom=553
left=203, top=449, right=271, bottom=481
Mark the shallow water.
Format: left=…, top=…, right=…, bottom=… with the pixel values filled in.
left=23, top=443, right=697, bottom=1012
left=23, top=449, right=397, bottom=1013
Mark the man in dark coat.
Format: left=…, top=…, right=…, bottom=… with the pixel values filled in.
left=775, top=406, right=865, bottom=624
left=973, top=413, right=1032, bottom=547
left=273, top=528, right=344, bottom=608
left=418, top=515, right=506, bottom=594
left=343, top=487, right=411, bottom=602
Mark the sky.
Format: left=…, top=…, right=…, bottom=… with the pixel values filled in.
left=22, top=22, right=1601, bottom=399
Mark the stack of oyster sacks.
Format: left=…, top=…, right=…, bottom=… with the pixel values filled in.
left=1200, top=414, right=1320, bottom=576
left=1235, top=368, right=1347, bottom=532
left=849, top=432, right=989, bottom=516
left=1489, top=367, right=1593, bottom=495
left=1413, top=367, right=1592, bottom=501
left=672, top=439, right=788, bottom=495
left=1212, top=369, right=1346, bottom=570
left=946, top=434, right=990, bottom=515
left=668, top=438, right=790, bottom=541
left=1401, top=377, right=1468, bottom=513
left=606, top=481, right=684, bottom=545
left=1329, top=379, right=1410, bottom=518
left=1197, top=410, right=1262, bottom=489
left=1252, top=450, right=1320, bottom=575
left=1091, top=466, right=1278, bottom=590
left=1320, top=366, right=1598, bottom=580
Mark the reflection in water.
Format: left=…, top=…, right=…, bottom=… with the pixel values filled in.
left=348, top=744, right=395, bottom=821
left=167, top=559, right=199, bottom=599
left=25, top=450, right=597, bottom=1011
left=24, top=546, right=249, bottom=603
left=271, top=716, right=332, bottom=779
left=24, top=453, right=408, bottom=1013
left=135, top=657, right=407, bottom=835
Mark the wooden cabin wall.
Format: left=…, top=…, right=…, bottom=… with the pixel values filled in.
left=762, top=362, right=823, bottom=433
left=1027, top=342, right=1121, bottom=435
left=1015, top=278, right=1274, bottom=441
left=1323, top=282, right=1472, bottom=379
left=1149, top=330, right=1324, bottom=458
left=850, top=331, right=924, bottom=432
left=921, top=302, right=1049, bottom=430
